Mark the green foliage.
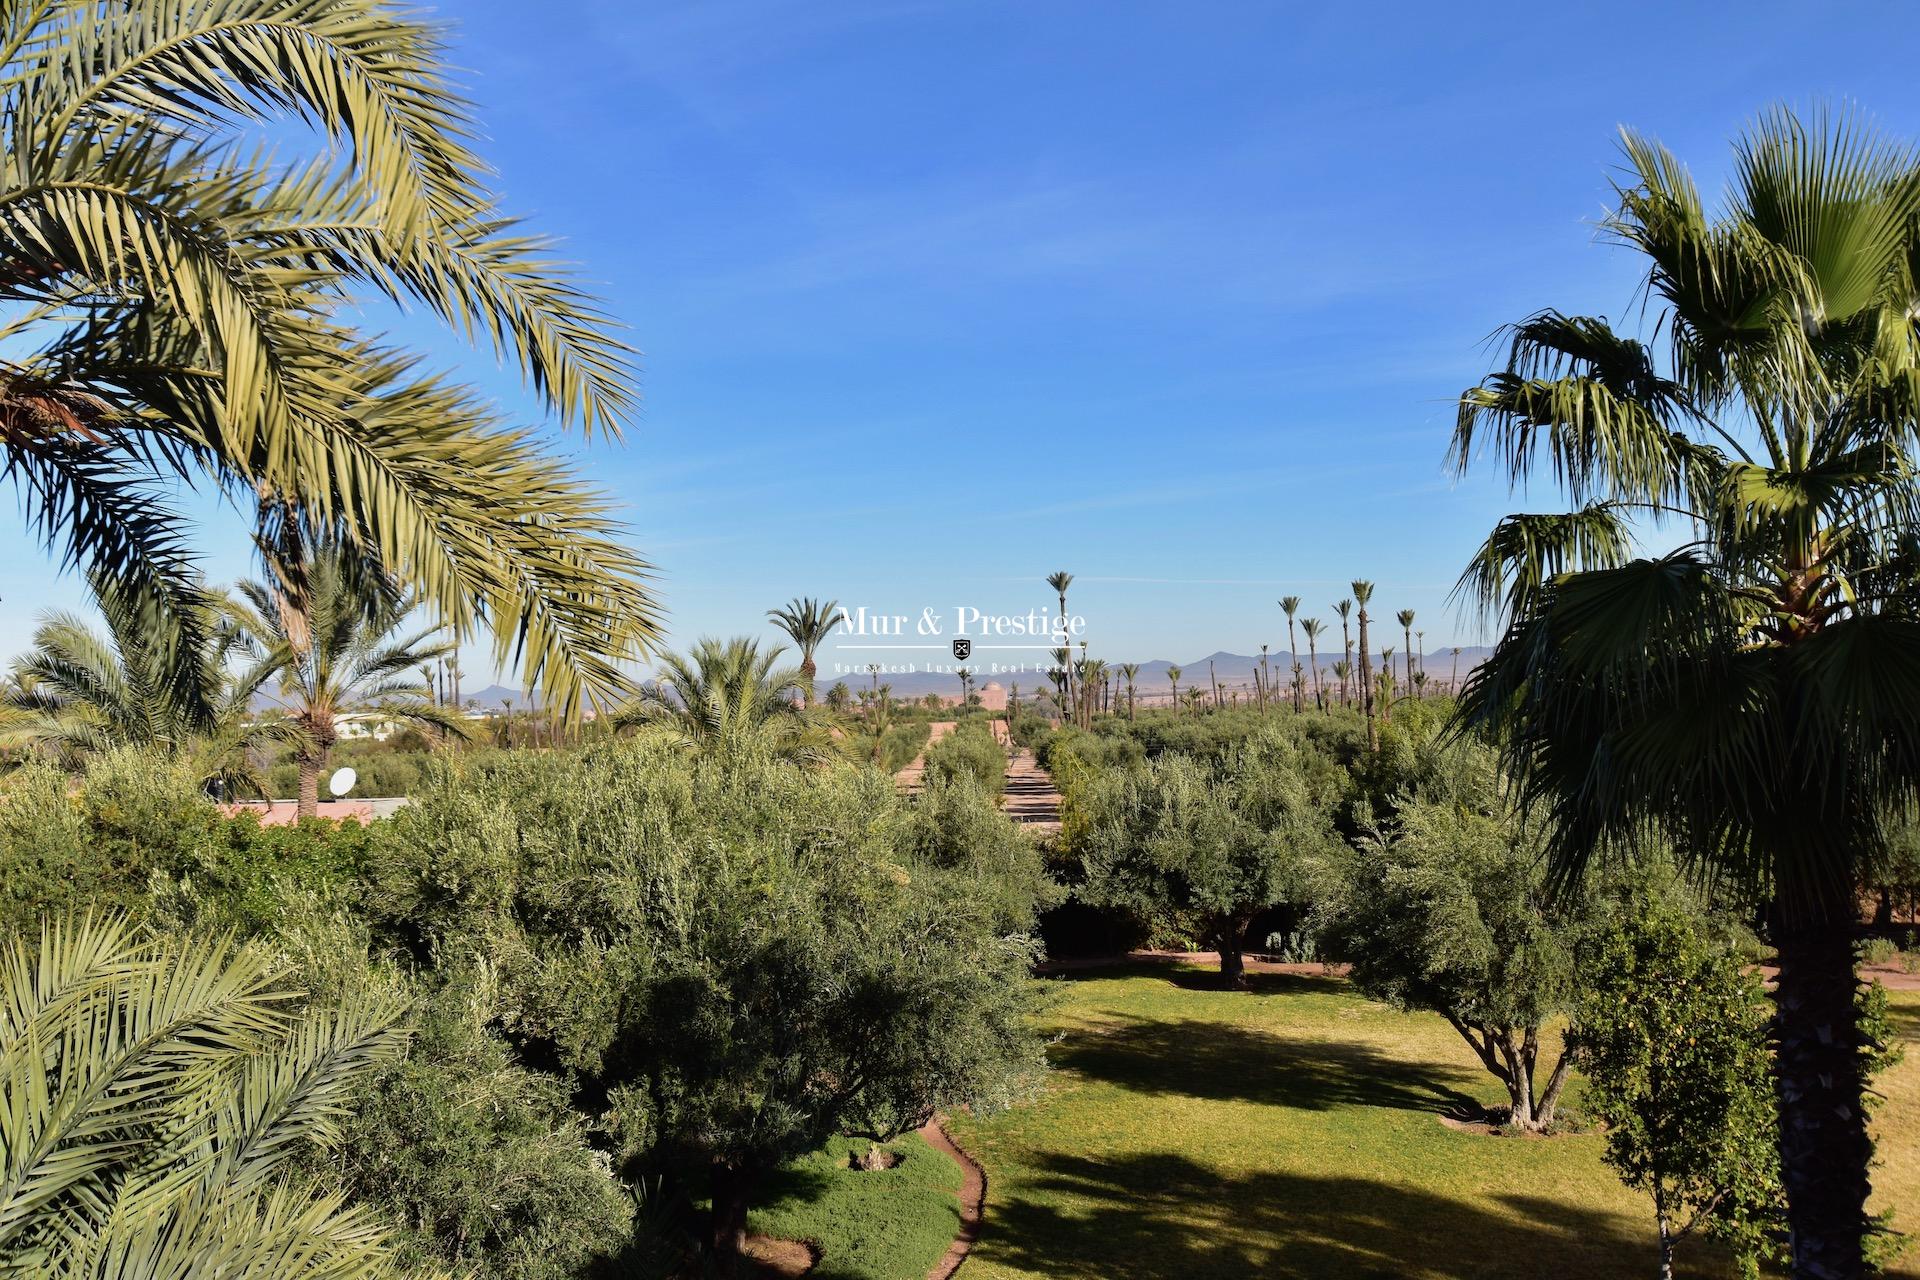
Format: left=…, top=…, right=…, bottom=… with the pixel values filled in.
left=0, top=915, right=412, bottom=1278
left=922, top=721, right=1008, bottom=798
left=0, top=750, right=220, bottom=932
left=1573, top=880, right=1785, bottom=1277
left=0, top=749, right=375, bottom=939
left=747, top=1133, right=965, bottom=1280
left=323, top=976, right=634, bottom=1280
left=845, top=719, right=930, bottom=774
left=1076, top=724, right=1340, bottom=983
left=363, top=736, right=1045, bottom=1263
left=1315, top=740, right=1580, bottom=1128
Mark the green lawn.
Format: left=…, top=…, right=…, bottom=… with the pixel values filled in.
left=747, top=1132, right=963, bottom=1280
left=940, top=963, right=1920, bottom=1280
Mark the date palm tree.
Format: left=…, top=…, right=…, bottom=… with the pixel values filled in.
left=1331, top=659, right=1353, bottom=705
left=1279, top=596, right=1302, bottom=711
left=1396, top=610, right=1417, bottom=695
left=1333, top=599, right=1354, bottom=706
left=1351, top=582, right=1376, bottom=748
left=1166, top=664, right=1182, bottom=714
left=1450, top=646, right=1463, bottom=694
left=1047, top=572, right=1075, bottom=715
left=767, top=597, right=844, bottom=709
left=234, top=543, right=462, bottom=817
left=4, top=577, right=288, bottom=794
left=1451, top=108, right=1920, bottom=1275
left=0, top=914, right=410, bottom=1277
left=620, top=636, right=823, bottom=763
left=1121, top=662, right=1141, bottom=719
left=1300, top=618, right=1326, bottom=710
left=0, top=0, right=661, bottom=721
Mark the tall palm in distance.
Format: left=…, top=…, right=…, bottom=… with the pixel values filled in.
left=1301, top=618, right=1326, bottom=710
left=1352, top=582, right=1376, bottom=748
left=1397, top=610, right=1417, bottom=695
left=1334, top=599, right=1354, bottom=707
left=767, top=597, right=844, bottom=709
left=234, top=544, right=462, bottom=817
left=1280, top=596, right=1303, bottom=711
left=0, top=0, right=660, bottom=718
left=1121, top=662, right=1140, bottom=719
left=1451, top=108, right=1920, bottom=1275
left=1166, top=665, right=1183, bottom=714
left=1047, top=572, right=1075, bottom=718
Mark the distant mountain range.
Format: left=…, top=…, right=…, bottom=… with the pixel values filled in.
left=251, top=650, right=1493, bottom=714
left=811, top=648, right=1493, bottom=701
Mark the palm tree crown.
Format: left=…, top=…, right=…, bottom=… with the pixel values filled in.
left=4, top=579, right=287, bottom=793
left=620, top=636, right=822, bottom=762
left=767, top=597, right=844, bottom=708
left=0, top=0, right=660, bottom=719
left=234, top=543, right=459, bottom=815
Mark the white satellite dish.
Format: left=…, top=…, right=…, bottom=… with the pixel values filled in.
left=327, top=767, right=357, bottom=798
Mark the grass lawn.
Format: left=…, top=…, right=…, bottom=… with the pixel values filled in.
left=941, top=962, right=1920, bottom=1280
left=747, top=1132, right=963, bottom=1280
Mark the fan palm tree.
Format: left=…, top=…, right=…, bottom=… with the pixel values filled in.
left=1047, top=572, right=1074, bottom=716
left=619, top=637, right=823, bottom=763
left=234, top=544, right=462, bottom=817
left=1166, top=664, right=1183, bottom=714
left=1352, top=582, right=1377, bottom=748
left=0, top=914, right=412, bottom=1278
left=0, top=0, right=661, bottom=722
left=766, top=598, right=844, bottom=709
left=1300, top=619, right=1325, bottom=710
left=1120, top=662, right=1141, bottom=720
left=4, top=582, right=290, bottom=795
left=1450, top=109, right=1920, bottom=1275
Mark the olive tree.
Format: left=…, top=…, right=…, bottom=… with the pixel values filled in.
left=1077, top=724, right=1339, bottom=986
left=1316, top=743, right=1579, bottom=1130
left=366, top=736, right=1044, bottom=1275
left=1574, top=878, right=1783, bottom=1280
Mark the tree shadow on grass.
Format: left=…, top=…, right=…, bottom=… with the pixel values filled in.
left=1053, top=1013, right=1483, bottom=1115
left=1165, top=968, right=1352, bottom=999
left=980, top=1150, right=1726, bottom=1280
left=1884, top=997, right=1920, bottom=1046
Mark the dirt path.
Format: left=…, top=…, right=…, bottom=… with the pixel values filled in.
left=918, top=1115, right=985, bottom=1280
left=1001, top=745, right=1061, bottom=832
left=894, top=721, right=955, bottom=792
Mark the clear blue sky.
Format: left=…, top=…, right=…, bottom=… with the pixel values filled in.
left=10, top=0, right=1920, bottom=678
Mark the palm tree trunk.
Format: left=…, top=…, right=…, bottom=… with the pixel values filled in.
left=1356, top=614, right=1375, bottom=750
left=1774, top=918, right=1872, bottom=1279
left=1306, top=636, right=1321, bottom=709
left=798, top=654, right=815, bottom=710
left=296, top=742, right=328, bottom=819
left=1287, top=625, right=1301, bottom=713
left=1403, top=623, right=1415, bottom=693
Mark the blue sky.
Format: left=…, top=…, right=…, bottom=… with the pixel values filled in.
left=11, top=0, right=1920, bottom=679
